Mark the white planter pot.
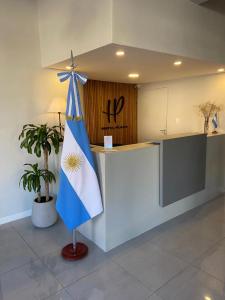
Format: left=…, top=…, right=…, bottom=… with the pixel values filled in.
left=32, top=197, right=58, bottom=228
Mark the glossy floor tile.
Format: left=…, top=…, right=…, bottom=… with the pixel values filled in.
left=150, top=222, right=216, bottom=263
left=66, top=261, right=151, bottom=300
left=0, top=225, right=37, bottom=274
left=0, top=195, right=225, bottom=300
left=45, top=290, right=73, bottom=300
left=113, top=242, right=187, bottom=291
left=148, top=294, right=163, bottom=300
left=0, top=260, right=62, bottom=300
left=194, top=238, right=225, bottom=282
left=42, top=242, right=109, bottom=287
left=11, top=218, right=72, bottom=256
left=156, top=266, right=225, bottom=300
left=107, top=225, right=161, bottom=261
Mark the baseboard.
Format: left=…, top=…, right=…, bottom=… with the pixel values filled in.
left=0, top=209, right=32, bottom=225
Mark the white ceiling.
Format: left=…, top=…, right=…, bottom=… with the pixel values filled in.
left=50, top=44, right=225, bottom=84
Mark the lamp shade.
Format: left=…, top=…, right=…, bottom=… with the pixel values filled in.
left=48, top=97, right=66, bottom=113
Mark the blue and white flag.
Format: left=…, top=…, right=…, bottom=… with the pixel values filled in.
left=212, top=112, right=218, bottom=129
left=56, top=71, right=103, bottom=230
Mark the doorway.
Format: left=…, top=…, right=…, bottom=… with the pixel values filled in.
left=138, top=86, right=168, bottom=141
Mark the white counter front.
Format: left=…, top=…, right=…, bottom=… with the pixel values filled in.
left=79, top=134, right=225, bottom=252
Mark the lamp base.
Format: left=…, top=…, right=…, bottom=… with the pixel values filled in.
left=61, top=242, right=88, bottom=261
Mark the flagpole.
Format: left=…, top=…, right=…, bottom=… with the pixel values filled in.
left=61, top=50, right=88, bottom=261
left=72, top=228, right=77, bottom=250
left=70, top=50, right=79, bottom=253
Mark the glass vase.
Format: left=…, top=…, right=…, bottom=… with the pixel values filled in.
left=204, top=118, right=209, bottom=134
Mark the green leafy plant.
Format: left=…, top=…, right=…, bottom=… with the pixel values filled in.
left=19, top=124, right=63, bottom=202
left=20, top=163, right=56, bottom=203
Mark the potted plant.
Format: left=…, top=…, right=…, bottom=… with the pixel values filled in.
left=19, top=124, right=63, bottom=228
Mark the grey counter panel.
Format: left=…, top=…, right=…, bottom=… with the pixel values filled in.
left=157, top=134, right=207, bottom=207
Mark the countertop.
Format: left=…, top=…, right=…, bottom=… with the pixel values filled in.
left=149, top=132, right=225, bottom=141
left=91, top=142, right=155, bottom=153
left=149, top=132, right=205, bottom=142
left=91, top=132, right=225, bottom=153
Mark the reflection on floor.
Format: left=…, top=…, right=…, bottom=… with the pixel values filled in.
left=0, top=195, right=225, bottom=299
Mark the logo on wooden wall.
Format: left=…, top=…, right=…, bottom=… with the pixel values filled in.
left=102, top=96, right=125, bottom=123
left=83, top=80, right=137, bottom=145
left=102, top=96, right=128, bottom=130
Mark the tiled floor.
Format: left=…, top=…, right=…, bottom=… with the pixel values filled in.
left=0, top=195, right=225, bottom=299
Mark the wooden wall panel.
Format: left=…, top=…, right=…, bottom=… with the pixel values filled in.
left=83, top=80, right=137, bottom=145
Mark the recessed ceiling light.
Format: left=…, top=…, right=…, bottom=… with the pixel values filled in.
left=204, top=296, right=212, bottom=300
left=66, top=66, right=72, bottom=70
left=116, top=50, right=125, bottom=56
left=217, top=68, right=225, bottom=73
left=174, top=60, right=182, bottom=66
left=128, top=73, right=139, bottom=78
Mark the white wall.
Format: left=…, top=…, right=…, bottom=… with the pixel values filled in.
left=113, top=0, right=225, bottom=64
left=37, top=0, right=113, bottom=67
left=138, top=73, right=225, bottom=141
left=0, top=0, right=67, bottom=223
left=37, top=0, right=225, bottom=67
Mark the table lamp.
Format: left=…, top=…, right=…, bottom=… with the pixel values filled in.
left=48, top=97, right=66, bottom=136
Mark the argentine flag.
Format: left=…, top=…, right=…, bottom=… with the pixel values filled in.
left=212, top=112, right=218, bottom=129
left=56, top=71, right=103, bottom=230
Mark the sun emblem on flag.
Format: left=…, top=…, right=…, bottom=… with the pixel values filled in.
left=64, top=153, right=83, bottom=172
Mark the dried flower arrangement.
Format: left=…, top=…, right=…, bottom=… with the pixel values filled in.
left=198, top=102, right=222, bottom=134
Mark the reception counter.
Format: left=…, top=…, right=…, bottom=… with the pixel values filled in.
left=79, top=133, right=225, bottom=252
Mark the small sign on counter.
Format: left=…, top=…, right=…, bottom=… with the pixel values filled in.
left=104, top=136, right=113, bottom=149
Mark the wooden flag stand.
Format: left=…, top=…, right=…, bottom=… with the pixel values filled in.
left=61, top=229, right=88, bottom=261
left=61, top=50, right=88, bottom=261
